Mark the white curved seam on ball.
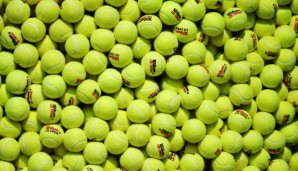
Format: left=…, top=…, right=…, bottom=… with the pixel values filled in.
left=45, top=77, right=60, bottom=96
left=16, top=1, right=23, bottom=22
left=66, top=0, right=81, bottom=20
left=0, top=139, right=8, bottom=158
left=74, top=155, right=81, bottom=170
left=96, top=143, right=105, bottom=159
left=168, top=95, right=179, bottom=111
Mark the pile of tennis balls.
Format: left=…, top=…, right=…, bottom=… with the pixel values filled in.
left=0, top=0, right=298, bottom=170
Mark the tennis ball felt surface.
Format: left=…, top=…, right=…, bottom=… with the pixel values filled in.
left=39, top=124, right=64, bottom=148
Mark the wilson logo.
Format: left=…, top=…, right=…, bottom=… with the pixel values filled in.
left=216, top=64, right=227, bottom=78
left=8, top=32, right=20, bottom=46
left=171, top=8, right=182, bottom=21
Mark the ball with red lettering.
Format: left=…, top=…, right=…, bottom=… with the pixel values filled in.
left=39, top=124, right=64, bottom=148
left=209, top=59, right=232, bottom=84
left=227, top=109, right=252, bottom=133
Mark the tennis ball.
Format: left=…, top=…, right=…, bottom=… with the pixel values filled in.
left=81, top=0, right=103, bottom=11
left=42, top=75, right=66, bottom=99
left=238, top=30, right=258, bottom=53
left=0, top=160, right=15, bottom=171
left=242, top=130, right=264, bottom=154
left=151, top=113, right=176, bottom=137
left=182, top=0, right=206, bottom=21
left=160, top=75, right=184, bottom=92
left=121, top=63, right=146, bottom=88
left=220, top=130, right=243, bottom=154
left=90, top=30, right=115, bottom=53
left=60, top=87, right=80, bottom=107
left=84, top=117, right=109, bottom=141
left=154, top=31, right=179, bottom=56
left=19, top=132, right=43, bottom=156
left=272, top=146, right=292, bottom=162
left=240, top=99, right=258, bottom=117
left=112, top=87, right=134, bottom=110
left=274, top=6, right=292, bottom=25
left=0, top=137, right=20, bottom=161
left=274, top=25, right=296, bottom=48
left=274, top=101, right=295, bottom=125
left=256, top=89, right=280, bottom=112
left=257, top=36, right=281, bottom=60
left=5, top=0, right=30, bottom=24
left=94, top=5, right=119, bottom=29
left=280, top=122, right=298, bottom=145
left=21, top=17, right=46, bottom=43
left=113, top=20, right=138, bottom=45
left=83, top=142, right=107, bottom=165
left=274, top=49, right=296, bottom=72
left=284, top=66, right=298, bottom=90
left=198, top=135, right=222, bottom=159
left=146, top=135, right=170, bottom=159
left=274, top=83, right=289, bottom=101
left=206, top=118, right=226, bottom=138
left=83, top=51, right=107, bottom=75
left=289, top=152, right=298, bottom=171
left=230, top=61, right=251, bottom=83
left=37, top=100, right=62, bottom=124
left=120, top=147, right=144, bottom=171
left=201, top=12, right=225, bottom=36
left=209, top=28, right=232, bottom=48
left=51, top=155, right=63, bottom=168
left=141, top=51, right=166, bottom=77
left=162, top=152, right=180, bottom=170
left=98, top=69, right=122, bottom=94
left=159, top=1, right=183, bottom=25
left=186, top=64, right=210, bottom=87
left=212, top=152, right=236, bottom=171
left=0, top=116, right=22, bottom=138
left=195, top=100, right=219, bottom=124
left=60, top=105, right=84, bottom=129
left=63, top=152, right=86, bottom=171
left=65, top=34, right=90, bottom=59
left=62, top=61, right=86, bottom=86
left=172, top=107, right=190, bottom=127
left=141, top=158, right=165, bottom=171
left=137, top=15, right=162, bottom=39
left=39, top=124, right=64, bottom=148
left=246, top=52, right=264, bottom=76
left=248, top=148, right=271, bottom=170
left=167, top=128, right=185, bottom=152
left=104, top=130, right=129, bottom=155
left=248, top=76, right=263, bottom=97
left=181, top=118, right=206, bottom=143
left=49, top=19, right=74, bottom=43
left=108, top=44, right=133, bottom=68
left=234, top=151, right=249, bottom=171
left=253, top=18, right=276, bottom=38
left=109, top=110, right=131, bottom=132
left=155, top=89, right=180, bottom=113
left=41, top=50, right=65, bottom=74
left=126, top=99, right=150, bottom=123
left=5, top=69, right=31, bottom=95
left=252, top=112, right=276, bottom=135
left=105, top=0, right=127, bottom=7
left=227, top=109, right=252, bottom=133
left=0, top=84, right=13, bottom=107
left=165, top=55, right=189, bottom=79
left=0, top=52, right=16, bottom=76
left=179, top=85, right=203, bottom=110
left=5, top=97, right=30, bottom=121
left=289, top=15, right=298, bottom=37
left=138, top=0, right=162, bottom=14
left=82, top=165, right=104, bottom=171
left=14, top=153, right=29, bottom=170
left=119, top=0, right=140, bottom=22
left=131, top=36, right=152, bottom=59
left=60, top=0, right=84, bottom=23
left=256, top=0, right=278, bottom=19
left=93, top=96, right=118, bottom=120
left=180, top=153, right=205, bottom=171
left=236, top=0, right=260, bottom=12
left=201, top=81, right=221, bottom=100
left=13, top=43, right=39, bottom=68
left=263, top=130, right=286, bottom=154
left=22, top=111, right=42, bottom=133
left=267, top=159, right=289, bottom=171
left=224, top=37, right=248, bottom=61
left=35, top=0, right=60, bottom=23
left=223, top=8, right=247, bottom=32
left=209, top=59, right=232, bottom=84
left=215, top=95, right=233, bottom=119
left=28, top=152, right=53, bottom=171
left=0, top=25, right=23, bottom=50
left=173, top=19, right=198, bottom=43
left=76, top=79, right=101, bottom=104
left=126, top=124, right=151, bottom=147
left=182, top=41, right=206, bottom=65
left=63, top=128, right=87, bottom=152
left=229, top=83, right=253, bottom=106
left=35, top=35, right=57, bottom=57
left=134, top=79, right=160, bottom=103
left=74, top=15, right=96, bottom=38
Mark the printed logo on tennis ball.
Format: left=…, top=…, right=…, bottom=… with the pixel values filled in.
left=197, top=32, right=207, bottom=42
left=26, top=89, right=33, bottom=105
left=45, top=125, right=62, bottom=135
left=76, top=79, right=84, bottom=84
left=174, top=27, right=188, bottom=36
left=251, top=33, right=258, bottom=50
left=68, top=97, right=76, bottom=106
left=123, top=78, right=130, bottom=86
left=265, top=51, right=279, bottom=58
left=24, top=76, right=31, bottom=92
left=8, top=31, right=21, bottom=46
left=157, top=143, right=166, bottom=157
left=138, top=15, right=152, bottom=22
left=49, top=104, right=58, bottom=119
left=281, top=115, right=290, bottom=125
left=183, top=86, right=190, bottom=94
left=284, top=74, right=292, bottom=88
left=215, top=149, right=221, bottom=156
left=159, top=128, right=172, bottom=137
left=267, top=148, right=282, bottom=154
left=294, top=19, right=298, bottom=32
left=216, top=64, right=228, bottom=78
left=149, top=59, right=157, bottom=74
left=108, top=52, right=119, bottom=61
left=148, top=88, right=159, bottom=99
left=168, top=152, right=178, bottom=161
left=226, top=8, right=244, bottom=18
left=171, top=8, right=182, bottom=21
left=218, top=124, right=225, bottom=134
left=234, top=109, right=250, bottom=119
left=92, top=89, right=100, bottom=100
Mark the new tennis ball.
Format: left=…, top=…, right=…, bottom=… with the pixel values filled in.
left=201, top=81, right=221, bottom=100
left=186, top=64, right=210, bottom=87
left=121, top=63, right=146, bottom=88
left=138, top=0, right=162, bottom=14
left=65, top=34, right=90, bottom=59
left=90, top=29, right=115, bottom=53
left=119, top=0, right=140, bottom=22
left=60, top=0, right=84, bottom=23
left=198, top=135, right=222, bottom=159
left=19, top=132, right=43, bottom=156
left=256, top=0, right=279, bottom=19
left=108, top=44, right=133, bottom=68
left=83, top=51, right=107, bottom=75
left=160, top=75, right=184, bottom=92
left=59, top=86, right=80, bottom=106
left=179, top=85, right=203, bottom=110
left=131, top=36, right=152, bottom=59
left=267, top=159, right=289, bottom=171
left=167, top=128, right=185, bottom=152
left=165, top=55, right=189, bottom=79
left=146, top=135, right=170, bottom=159
left=274, top=83, right=289, bottom=101
left=162, top=152, right=180, bottom=170
left=209, top=59, right=232, bottom=84
left=242, top=130, right=264, bottom=154
left=227, top=109, right=252, bottom=133
left=63, top=152, right=86, bottom=171
left=35, top=35, right=57, bottom=57
left=274, top=6, right=292, bottom=25
left=274, top=25, right=296, bottom=48
left=105, top=0, right=127, bottom=7
left=97, top=68, right=122, bottom=94
left=126, top=99, right=150, bottom=123
left=141, top=51, right=166, bottom=77
left=151, top=113, right=176, bottom=137
left=215, top=95, right=234, bottom=119
left=0, top=116, right=22, bottom=138
left=60, top=105, right=84, bottom=129
left=109, top=109, right=131, bottom=132
left=223, top=8, right=247, bottom=32
left=74, top=15, right=96, bottom=38
left=13, top=43, right=39, bottom=68
left=5, top=97, right=30, bottom=121
left=289, top=15, right=298, bottom=37
left=220, top=130, right=243, bottom=154
left=155, top=89, right=180, bottom=113
left=82, top=165, right=104, bottom=171
left=284, top=66, right=298, bottom=90
left=230, top=61, right=251, bottom=83
left=112, top=87, right=134, bottom=110
left=134, top=79, right=160, bottom=103
left=180, top=153, right=205, bottom=171
left=0, top=52, right=16, bottom=76
left=224, top=37, right=248, bottom=61
left=195, top=100, right=219, bottom=124
left=76, top=79, right=101, bottom=104
left=263, top=130, right=286, bottom=154
left=126, top=124, right=151, bottom=147
left=229, top=83, right=253, bottom=106
left=81, top=0, right=103, bottom=11
left=154, top=31, right=179, bottom=56
left=39, top=124, right=64, bottom=148
left=83, top=142, right=107, bottom=165
left=5, top=0, right=30, bottom=24
left=141, top=158, right=165, bottom=171
left=173, top=19, right=198, bottom=43
left=113, top=20, right=138, bottom=45
left=256, top=89, right=280, bottom=112
left=236, top=0, right=260, bottom=12
left=37, top=100, right=62, bottom=124
left=240, top=99, right=258, bottom=117
left=274, top=49, right=296, bottom=72
left=238, top=30, right=258, bottom=53
left=0, top=25, right=23, bottom=50
left=248, top=148, right=271, bottom=170
left=0, top=160, right=15, bottom=171
left=41, top=50, right=65, bottom=74
left=63, top=128, right=87, bottom=152
left=248, top=76, right=263, bottom=97
left=182, top=41, right=206, bottom=64
left=181, top=118, right=206, bottom=143
left=94, top=5, right=119, bottom=29
left=120, top=147, right=145, bottom=171
left=234, top=151, right=249, bottom=171
left=42, top=75, right=66, bottom=99
left=5, top=69, right=31, bottom=95
left=84, top=117, right=109, bottom=141
left=289, top=152, right=298, bottom=171
left=182, top=0, right=206, bottom=21
left=253, top=18, right=276, bottom=38
left=49, top=19, right=74, bottom=43
left=280, top=122, right=298, bottom=145
left=252, top=112, right=276, bottom=135
left=0, top=137, right=20, bottom=161
left=21, top=17, right=46, bottom=43
left=93, top=96, right=118, bottom=120
left=104, top=130, right=129, bottom=155
left=172, top=107, right=190, bottom=127
left=62, top=61, right=86, bottom=86
left=201, top=12, right=225, bottom=37
left=35, top=0, right=60, bottom=23
left=272, top=146, right=292, bottom=162
left=274, top=101, right=295, bottom=125
left=159, top=1, right=183, bottom=25
left=209, top=28, right=232, bottom=48
left=28, top=152, right=53, bottom=171
left=212, top=152, right=236, bottom=171
left=137, top=15, right=162, bottom=39
left=22, top=111, right=42, bottom=133
left=13, top=153, right=29, bottom=170
left=257, top=36, right=281, bottom=60
left=246, top=52, right=264, bottom=76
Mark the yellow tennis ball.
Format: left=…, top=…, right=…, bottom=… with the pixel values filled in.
left=93, top=96, right=118, bottom=120
left=126, top=124, right=151, bottom=147
left=252, top=112, right=276, bottom=135
left=104, top=130, right=129, bottom=155
left=224, top=37, right=248, bottom=61
left=257, top=36, right=281, bottom=60
left=209, top=28, right=232, bottom=48
left=155, top=89, right=180, bottom=113
left=238, top=30, right=258, bottom=53
left=62, top=152, right=86, bottom=171
left=151, top=113, right=176, bottom=137
left=209, top=59, right=232, bottom=84
left=60, top=0, right=84, bottom=23
left=131, top=36, right=152, bottom=59
left=60, top=105, right=84, bottom=129
left=0, top=25, right=23, bottom=50
left=120, top=147, right=145, bottom=171
left=284, top=66, right=298, bottom=90
left=180, top=153, right=205, bottom=170
left=137, top=15, right=162, bottom=39
left=108, top=44, right=133, bottom=68
left=256, top=0, right=279, bottom=19
left=274, top=82, right=289, bottom=101
left=223, top=7, right=247, bottom=32
left=211, top=152, right=236, bottom=170
left=280, top=122, right=298, bottom=145
left=113, top=20, right=138, bottom=45
left=81, top=0, right=103, bottom=11
left=83, top=50, right=108, bottom=75
left=289, top=15, right=298, bottom=37
left=246, top=52, right=264, bottom=76
left=82, top=165, right=104, bottom=171
left=109, top=109, right=131, bottom=132
left=21, top=17, right=46, bottom=43
left=274, top=6, right=292, bottom=25
left=229, top=83, right=253, bottom=106
left=37, top=100, right=62, bottom=124
left=39, top=124, right=64, bottom=148
left=173, top=19, right=198, bottom=43
left=13, top=43, right=39, bottom=68
left=74, top=15, right=96, bottom=38
left=227, top=109, right=252, bottom=133
left=90, top=29, right=115, bottom=53
left=35, top=35, right=57, bottom=57
left=220, top=130, right=244, bottom=154
left=0, top=137, right=20, bottom=162
left=83, top=142, right=107, bottom=165
left=215, top=95, right=234, bottom=119
left=49, top=19, right=74, bottom=43
left=160, top=75, right=184, bottom=92
left=182, top=0, right=206, bottom=21
left=168, top=128, right=185, bottom=151
left=0, top=161, right=15, bottom=171
left=141, top=158, right=165, bottom=171
left=141, top=51, right=166, bottom=77
left=35, top=0, right=60, bottom=23
left=19, top=132, right=43, bottom=156
left=134, top=79, right=159, bottom=103
left=5, top=97, right=30, bottom=121
left=5, top=69, right=31, bottom=95
left=119, top=0, right=141, bottom=22
left=98, top=68, right=122, bottom=94
left=63, top=128, right=87, bottom=152
left=274, top=25, right=296, bottom=49
left=42, top=75, right=66, bottom=99
left=181, top=118, right=206, bottom=143
left=260, top=64, right=283, bottom=88
left=159, top=1, right=183, bottom=25
left=263, top=130, right=286, bottom=154
left=146, top=135, right=170, bottom=159
left=248, top=148, right=271, bottom=170
left=76, top=79, right=101, bottom=104
left=138, top=0, right=162, bottom=14
left=201, top=12, right=225, bottom=36
left=65, top=34, right=90, bottom=59
left=186, top=64, right=209, bottom=87
left=28, top=152, right=53, bottom=171
left=84, top=117, right=109, bottom=141
left=274, top=49, right=296, bottom=72
left=253, top=18, right=276, bottom=38
left=165, top=55, right=189, bottom=79
left=0, top=52, right=15, bottom=76
left=126, top=99, right=151, bottom=123
left=236, top=0, right=260, bottom=13
left=242, top=130, right=264, bottom=154
left=41, top=50, right=65, bottom=74
left=256, top=89, right=280, bottom=112
left=182, top=40, right=206, bottom=64
left=112, top=87, right=134, bottom=110
left=5, top=0, right=30, bottom=24
left=0, top=116, right=22, bottom=138
left=94, top=5, right=119, bottom=29
left=248, top=76, right=263, bottom=98
left=154, top=31, right=179, bottom=56
left=121, top=63, right=146, bottom=88
left=267, top=159, right=289, bottom=171
left=179, top=85, right=203, bottom=110
left=201, top=81, right=221, bottom=100
left=22, top=111, right=43, bottom=132
left=230, top=61, right=251, bottom=83
left=62, top=61, right=86, bottom=86
left=198, top=135, right=222, bottom=159
left=195, top=100, right=220, bottom=124
left=26, top=61, right=46, bottom=85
